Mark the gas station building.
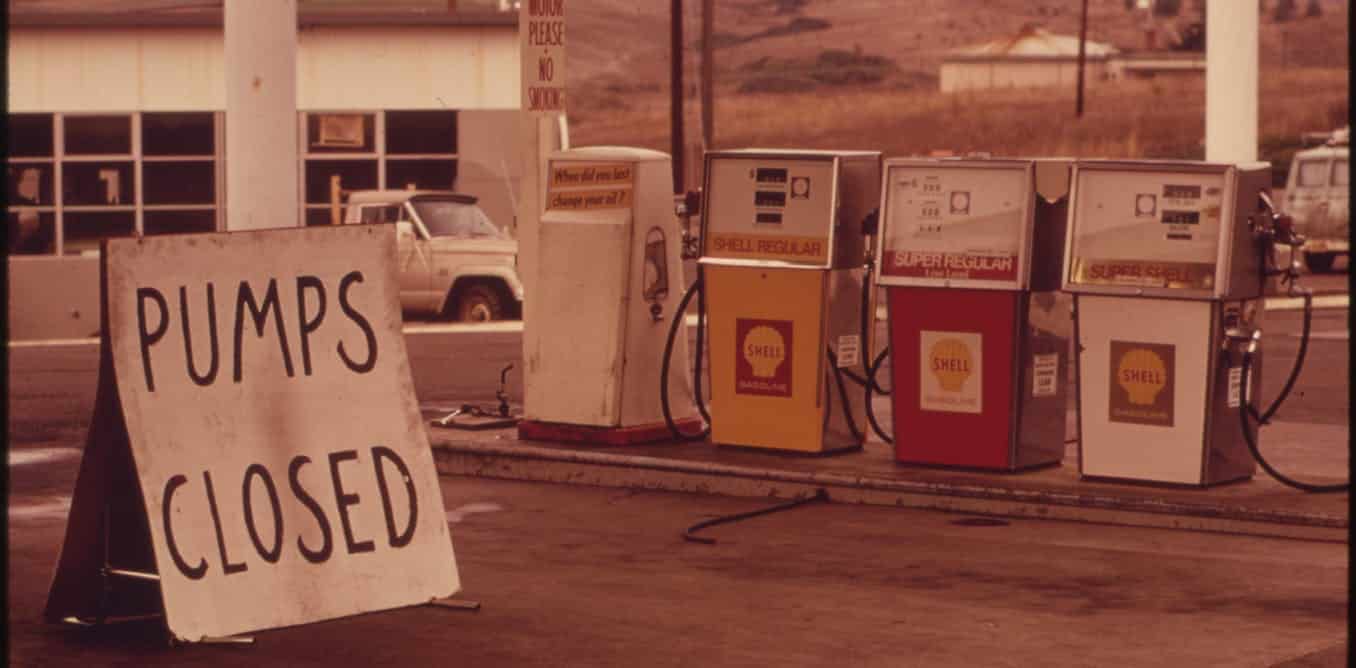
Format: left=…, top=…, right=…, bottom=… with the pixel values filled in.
left=6, top=3, right=531, bottom=339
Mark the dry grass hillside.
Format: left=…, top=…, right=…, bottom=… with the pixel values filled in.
left=564, top=0, right=1350, bottom=175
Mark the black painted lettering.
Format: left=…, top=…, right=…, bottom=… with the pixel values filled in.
left=180, top=284, right=220, bottom=386
left=162, top=474, right=208, bottom=580
left=203, top=471, right=247, bottom=575
left=289, top=455, right=333, bottom=563
left=242, top=463, right=284, bottom=563
left=232, top=278, right=296, bottom=383
left=137, top=287, right=169, bottom=392
left=328, top=450, right=375, bottom=554
left=336, top=271, right=378, bottom=374
left=372, top=446, right=418, bottom=548
left=296, top=275, right=327, bottom=377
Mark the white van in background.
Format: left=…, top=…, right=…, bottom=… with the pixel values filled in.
left=1283, top=127, right=1349, bottom=273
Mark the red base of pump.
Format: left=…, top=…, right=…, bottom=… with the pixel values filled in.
left=887, top=286, right=1063, bottom=471
left=517, top=418, right=705, bottom=446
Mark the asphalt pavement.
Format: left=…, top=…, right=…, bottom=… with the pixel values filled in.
left=6, top=472, right=1349, bottom=667
left=6, top=273, right=1350, bottom=666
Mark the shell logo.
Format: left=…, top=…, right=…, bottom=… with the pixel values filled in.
left=928, top=338, right=973, bottom=392
left=1117, top=348, right=1168, bottom=406
left=743, top=326, right=787, bottom=378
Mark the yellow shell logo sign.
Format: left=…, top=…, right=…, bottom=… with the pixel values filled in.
left=929, top=338, right=973, bottom=392
left=1117, top=348, right=1168, bottom=406
left=743, top=325, right=787, bottom=378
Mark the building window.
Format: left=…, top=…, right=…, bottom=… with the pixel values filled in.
left=384, top=110, right=459, bottom=191
left=143, top=162, right=215, bottom=205
left=302, top=112, right=378, bottom=226
left=64, top=211, right=135, bottom=256
left=145, top=210, right=215, bottom=236
left=8, top=210, right=55, bottom=255
left=386, top=110, right=456, bottom=155
left=300, top=110, right=460, bottom=226
left=8, top=163, right=54, bottom=206
left=9, top=114, right=54, bottom=157
left=142, top=112, right=218, bottom=235
left=386, top=160, right=457, bottom=191
left=64, top=115, right=132, bottom=155
left=60, top=114, right=136, bottom=254
left=143, top=112, right=214, bottom=156
left=62, top=162, right=135, bottom=206
left=308, top=113, right=374, bottom=153
left=5, top=111, right=221, bottom=256
left=7, top=114, right=56, bottom=256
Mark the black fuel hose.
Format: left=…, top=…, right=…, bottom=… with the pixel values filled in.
left=858, top=258, right=890, bottom=396
left=683, top=489, right=829, bottom=544
left=834, top=257, right=893, bottom=443
left=1235, top=292, right=1347, bottom=493
left=1251, top=290, right=1312, bottom=425
left=693, top=265, right=712, bottom=424
left=1238, top=353, right=1347, bottom=493
left=661, top=278, right=710, bottom=441
left=825, top=349, right=865, bottom=445
left=864, top=347, right=894, bottom=444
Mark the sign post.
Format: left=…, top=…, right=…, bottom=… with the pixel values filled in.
left=521, top=0, right=566, bottom=115
left=45, top=226, right=460, bottom=642
left=518, top=0, right=568, bottom=425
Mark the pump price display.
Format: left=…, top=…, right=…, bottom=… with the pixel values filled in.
left=1068, top=167, right=1225, bottom=291
left=879, top=164, right=1027, bottom=285
left=704, top=157, right=834, bottom=265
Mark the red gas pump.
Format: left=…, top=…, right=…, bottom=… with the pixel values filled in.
left=873, top=158, right=1072, bottom=470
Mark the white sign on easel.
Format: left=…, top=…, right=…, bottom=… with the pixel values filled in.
left=44, top=225, right=460, bottom=643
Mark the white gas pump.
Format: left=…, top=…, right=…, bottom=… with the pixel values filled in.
left=1063, top=159, right=1345, bottom=491
left=518, top=147, right=701, bottom=445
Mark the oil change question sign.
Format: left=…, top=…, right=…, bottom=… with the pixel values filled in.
left=46, top=225, right=458, bottom=641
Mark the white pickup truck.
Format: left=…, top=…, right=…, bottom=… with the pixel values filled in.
left=343, top=190, right=523, bottom=321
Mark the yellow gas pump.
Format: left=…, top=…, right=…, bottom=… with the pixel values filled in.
left=519, top=147, right=700, bottom=445
left=698, top=149, right=881, bottom=454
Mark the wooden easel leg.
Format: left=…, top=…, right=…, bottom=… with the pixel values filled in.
left=426, top=597, right=481, bottom=612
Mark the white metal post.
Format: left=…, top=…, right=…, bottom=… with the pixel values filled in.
left=224, top=0, right=300, bottom=230
left=1205, top=0, right=1259, bottom=163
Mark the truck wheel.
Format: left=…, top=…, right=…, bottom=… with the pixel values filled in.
left=1305, top=252, right=1335, bottom=274
left=455, top=283, right=505, bottom=322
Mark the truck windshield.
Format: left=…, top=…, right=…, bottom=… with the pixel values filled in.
left=412, top=200, right=506, bottom=239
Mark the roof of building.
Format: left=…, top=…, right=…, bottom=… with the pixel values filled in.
left=944, top=24, right=1118, bottom=62
left=8, top=0, right=518, bottom=28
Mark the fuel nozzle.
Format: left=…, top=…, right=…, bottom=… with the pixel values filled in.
left=676, top=190, right=703, bottom=260
left=1223, top=327, right=1262, bottom=354
left=861, top=208, right=880, bottom=237
left=1256, top=191, right=1306, bottom=249
left=1255, top=192, right=1307, bottom=295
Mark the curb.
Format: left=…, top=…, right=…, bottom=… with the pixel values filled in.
left=432, top=440, right=1348, bottom=544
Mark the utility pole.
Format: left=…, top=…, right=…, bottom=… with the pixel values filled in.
left=1076, top=0, right=1088, bottom=117
left=701, top=0, right=714, bottom=151
left=670, top=0, right=686, bottom=194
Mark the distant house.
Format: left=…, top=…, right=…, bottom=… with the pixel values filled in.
left=1109, top=52, right=1206, bottom=80
left=939, top=25, right=1119, bottom=93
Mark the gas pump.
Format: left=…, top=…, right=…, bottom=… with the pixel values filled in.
left=518, top=147, right=701, bottom=445
left=1063, top=160, right=1273, bottom=486
left=874, top=157, right=1072, bottom=470
left=692, top=149, right=881, bottom=454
